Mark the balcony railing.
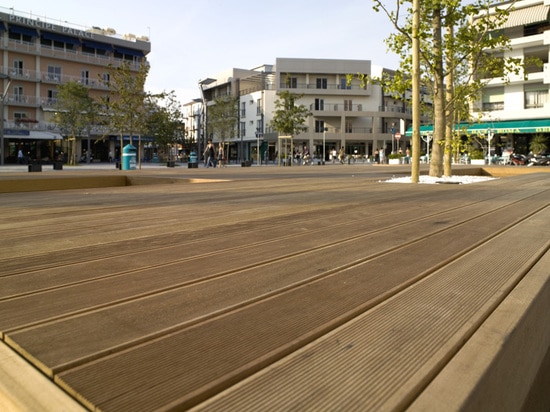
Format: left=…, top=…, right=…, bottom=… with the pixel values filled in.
left=309, top=103, right=364, bottom=112
left=280, top=83, right=367, bottom=91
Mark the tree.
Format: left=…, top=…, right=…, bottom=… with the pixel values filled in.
left=207, top=95, right=239, bottom=159
left=373, top=0, right=518, bottom=177
left=145, top=91, right=186, bottom=162
left=269, top=90, right=310, bottom=165
left=54, top=81, right=96, bottom=165
left=101, top=61, right=150, bottom=168
left=529, top=134, right=548, bottom=156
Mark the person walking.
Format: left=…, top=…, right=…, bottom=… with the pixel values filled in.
left=379, top=147, right=386, bottom=164
left=203, top=140, right=216, bottom=168
left=338, top=147, right=345, bottom=164
left=217, top=142, right=225, bottom=168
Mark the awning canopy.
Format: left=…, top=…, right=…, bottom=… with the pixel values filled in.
left=83, top=40, right=114, bottom=52
left=406, top=119, right=550, bottom=136
left=41, top=32, right=81, bottom=45
left=114, top=46, right=144, bottom=57
left=4, top=130, right=63, bottom=140
left=8, top=25, right=39, bottom=37
left=499, top=4, right=550, bottom=28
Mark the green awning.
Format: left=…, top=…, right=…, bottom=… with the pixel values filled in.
left=406, top=119, right=550, bottom=136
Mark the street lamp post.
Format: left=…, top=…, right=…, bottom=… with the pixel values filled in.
left=421, top=134, right=432, bottom=163
left=323, top=127, right=327, bottom=165
left=198, top=78, right=216, bottom=165
left=487, top=129, right=493, bottom=164
left=255, top=129, right=263, bottom=166
left=391, top=123, right=395, bottom=153
left=0, top=74, right=13, bottom=166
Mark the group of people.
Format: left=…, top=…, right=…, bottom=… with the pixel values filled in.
left=203, top=140, right=225, bottom=168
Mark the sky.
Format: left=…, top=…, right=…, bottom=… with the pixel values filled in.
left=7, top=0, right=401, bottom=103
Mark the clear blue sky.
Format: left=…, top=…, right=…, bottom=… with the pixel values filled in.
left=7, top=0, right=400, bottom=103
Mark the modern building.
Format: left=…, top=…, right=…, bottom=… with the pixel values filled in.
left=0, top=6, right=150, bottom=164
left=193, top=58, right=424, bottom=164
left=470, top=0, right=550, bottom=155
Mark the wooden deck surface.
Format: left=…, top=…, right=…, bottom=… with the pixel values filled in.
left=0, top=165, right=548, bottom=411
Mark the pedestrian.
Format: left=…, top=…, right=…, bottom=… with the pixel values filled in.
left=17, top=148, right=24, bottom=164
left=374, top=149, right=379, bottom=164
left=338, top=147, right=345, bottom=164
left=203, top=140, right=216, bottom=168
left=379, top=147, right=385, bottom=164
left=217, top=142, right=225, bottom=168
left=109, top=151, right=113, bottom=163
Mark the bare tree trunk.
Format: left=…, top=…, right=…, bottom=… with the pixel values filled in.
left=444, top=25, right=454, bottom=177
left=429, top=4, right=445, bottom=178
left=411, top=0, right=421, bottom=183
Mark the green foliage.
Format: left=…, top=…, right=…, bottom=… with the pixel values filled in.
left=145, top=91, right=185, bottom=149
left=54, top=81, right=97, bottom=164
left=268, top=90, right=310, bottom=137
left=100, top=61, right=152, bottom=144
left=55, top=81, right=95, bottom=136
left=530, top=134, right=548, bottom=155
left=207, top=96, right=239, bottom=141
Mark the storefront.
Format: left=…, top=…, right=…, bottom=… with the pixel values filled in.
left=3, top=130, right=63, bottom=164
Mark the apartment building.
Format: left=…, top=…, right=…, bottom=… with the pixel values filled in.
left=195, top=58, right=416, bottom=164
left=0, top=7, right=150, bottom=164
left=472, top=0, right=550, bottom=154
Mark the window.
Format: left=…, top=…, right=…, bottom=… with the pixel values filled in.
left=46, top=89, right=58, bottom=105
left=47, top=66, right=62, bottom=82
left=315, top=120, right=325, bottom=133
left=286, top=77, right=297, bottom=88
left=316, top=78, right=328, bottom=89
left=256, top=98, right=262, bottom=115
left=314, top=99, right=324, bottom=111
left=14, top=112, right=27, bottom=120
left=524, top=84, right=548, bottom=109
left=102, top=73, right=110, bottom=86
left=240, top=122, right=246, bottom=138
left=482, top=87, right=504, bottom=111
left=14, top=86, right=24, bottom=103
left=241, top=102, right=246, bottom=117
left=340, top=78, right=351, bottom=90
left=345, top=120, right=353, bottom=133
left=12, top=60, right=23, bottom=76
left=344, top=100, right=353, bottom=111
left=81, top=70, right=89, bottom=85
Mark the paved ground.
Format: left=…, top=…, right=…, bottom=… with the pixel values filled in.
left=0, top=164, right=549, bottom=411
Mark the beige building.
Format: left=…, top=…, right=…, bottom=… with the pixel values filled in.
left=0, top=7, right=150, bottom=164
left=195, top=58, right=422, bottom=164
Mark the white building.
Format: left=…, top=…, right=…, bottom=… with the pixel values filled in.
left=194, top=58, right=420, bottom=164
left=472, top=0, right=550, bottom=154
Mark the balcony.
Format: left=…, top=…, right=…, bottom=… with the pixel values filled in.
left=309, top=102, right=366, bottom=116
left=279, top=83, right=369, bottom=96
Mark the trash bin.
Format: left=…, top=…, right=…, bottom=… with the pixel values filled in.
left=53, top=161, right=63, bottom=170
left=122, top=144, right=137, bottom=170
left=188, top=151, right=198, bottom=168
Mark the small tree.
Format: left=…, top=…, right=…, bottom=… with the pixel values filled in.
left=54, top=81, right=96, bottom=165
left=101, top=61, right=150, bottom=168
left=529, top=134, right=548, bottom=156
left=269, top=90, right=310, bottom=165
left=207, top=95, right=239, bottom=160
left=373, top=0, right=519, bottom=178
left=145, top=91, right=185, bottom=162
